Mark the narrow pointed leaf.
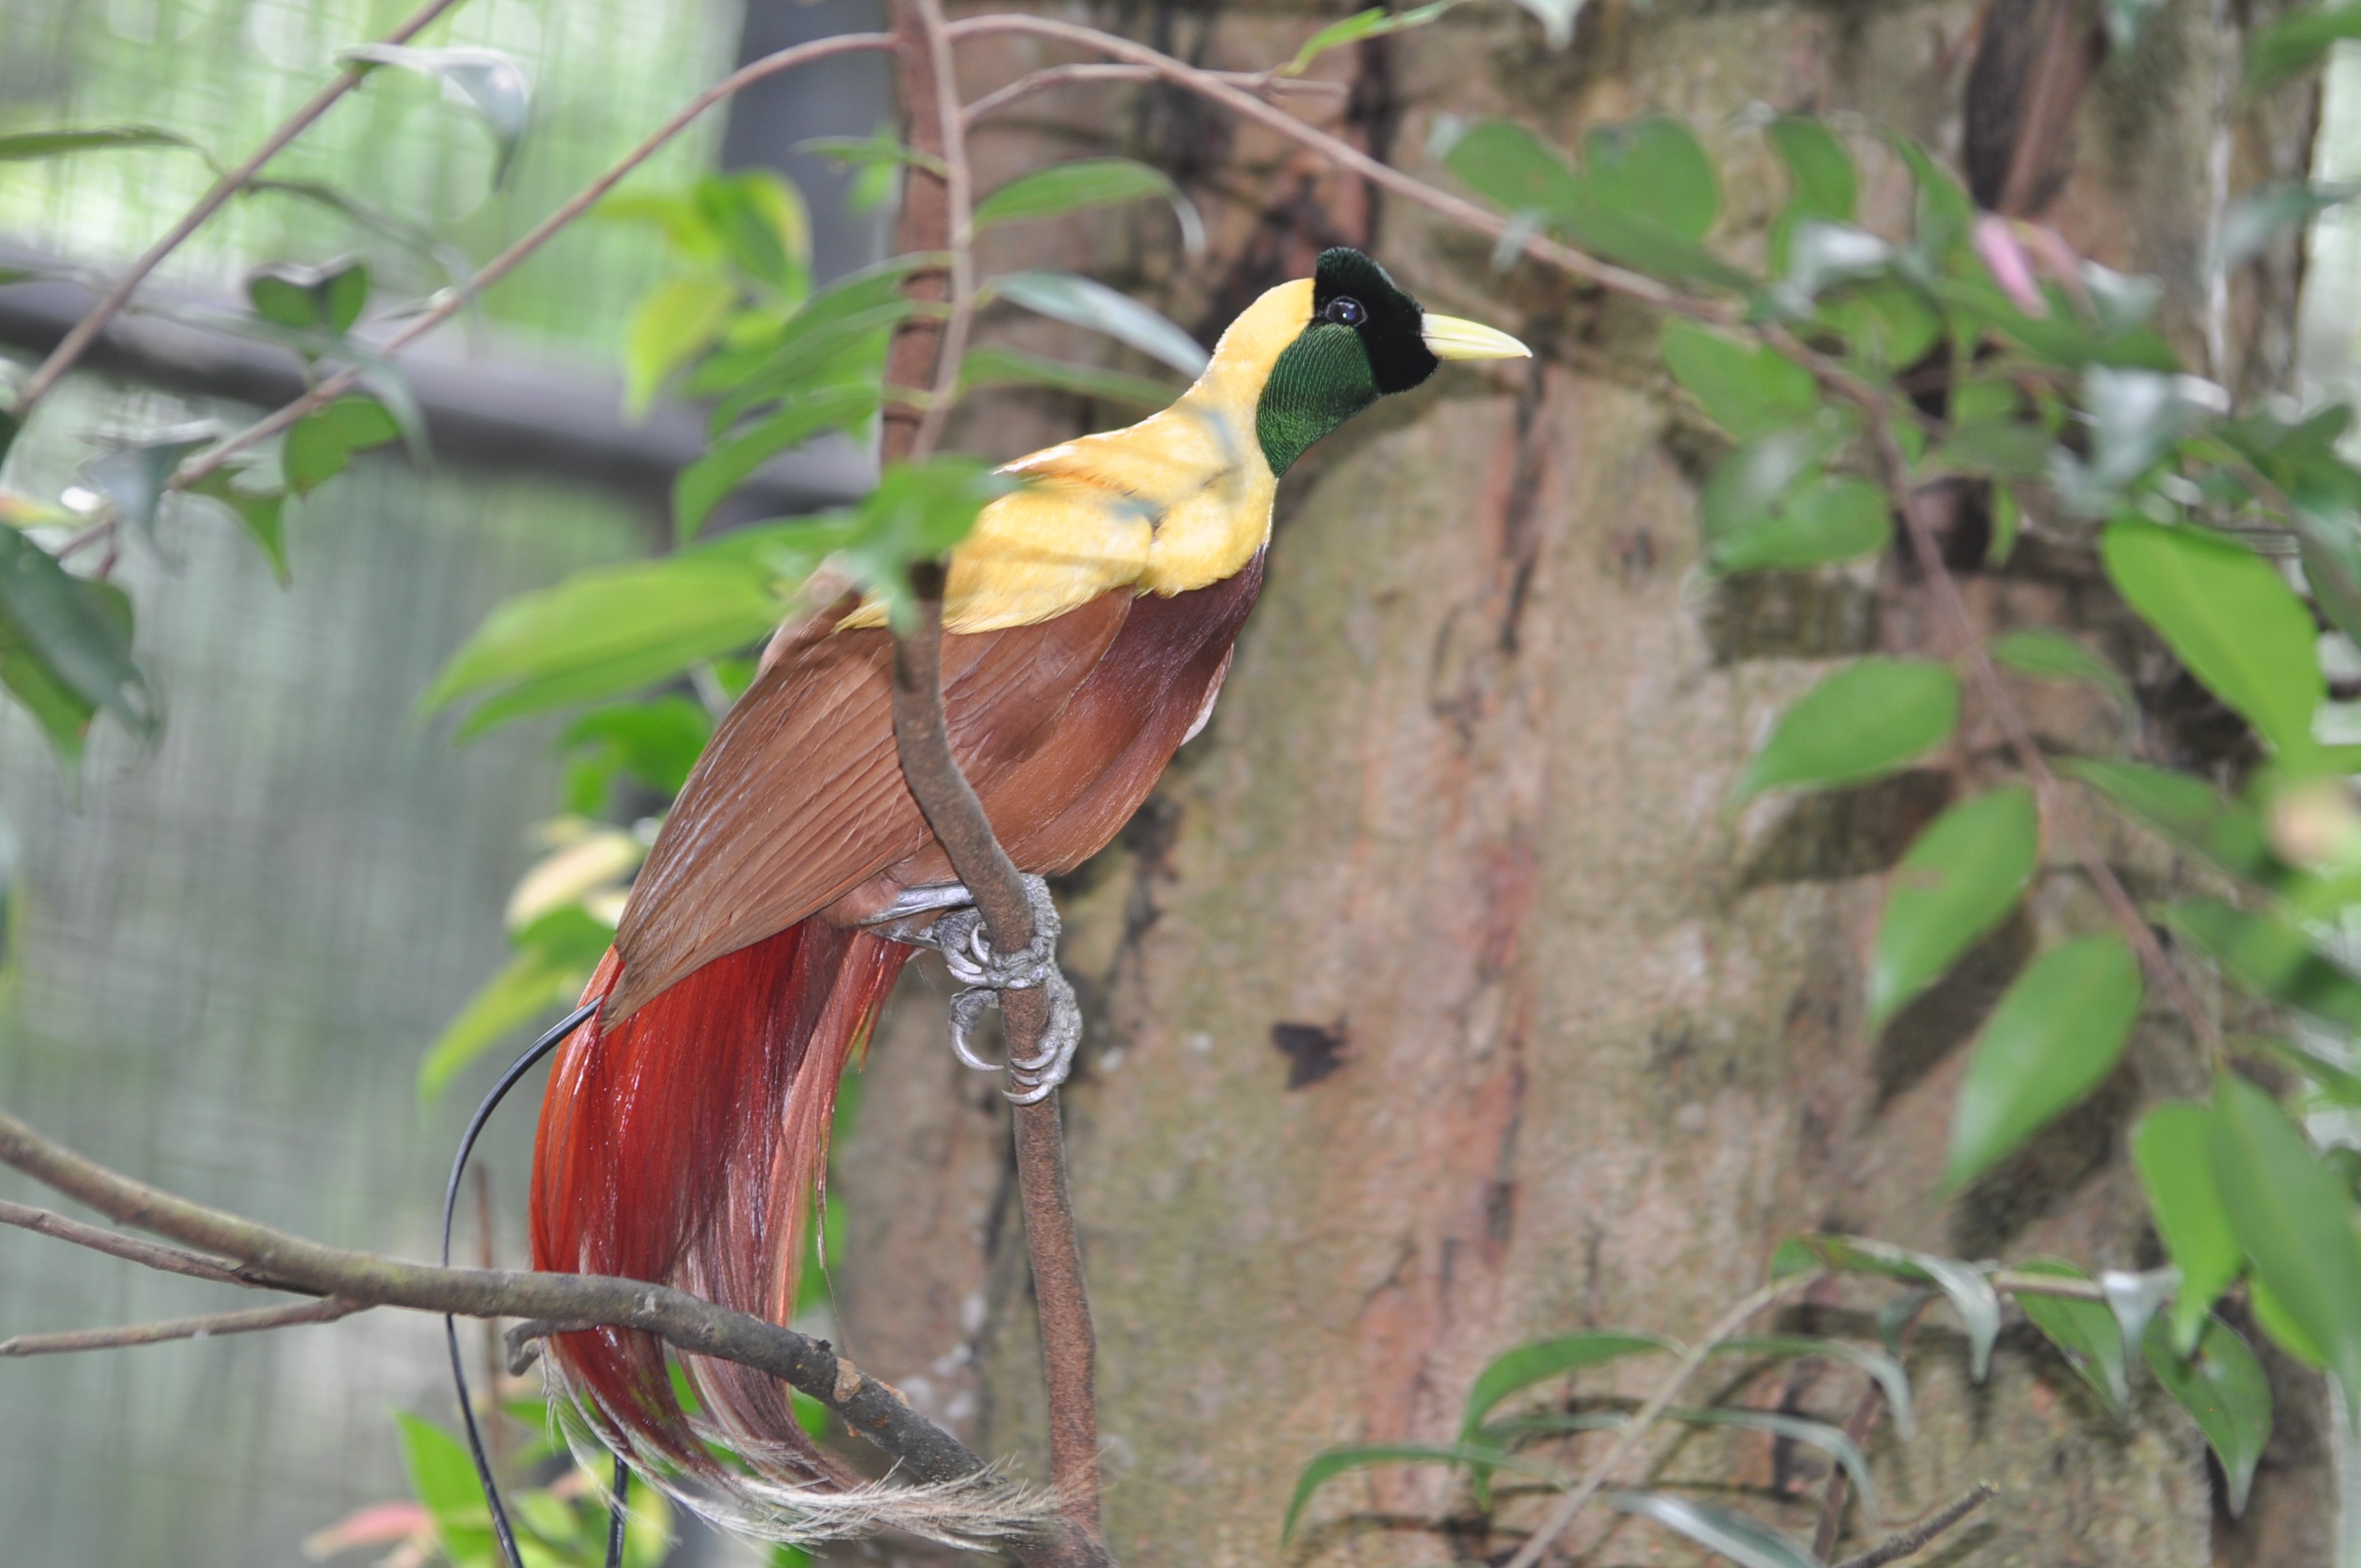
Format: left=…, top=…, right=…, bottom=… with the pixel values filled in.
left=0, top=124, right=206, bottom=161
left=959, top=346, right=1178, bottom=409
left=2144, top=1315, right=2272, bottom=1516
left=82, top=427, right=213, bottom=541
left=2014, top=1259, right=2130, bottom=1415
left=1990, top=628, right=2133, bottom=709
left=989, top=270, right=1208, bottom=375
left=674, top=385, right=876, bottom=541
left=2169, top=899, right=2361, bottom=1031
left=2102, top=517, right=2322, bottom=759
left=975, top=159, right=1205, bottom=255
left=1283, top=1441, right=1549, bottom=1541
left=1459, top=1331, right=1676, bottom=1439
left=1772, top=1235, right=2001, bottom=1381
left=0, top=529, right=149, bottom=732
left=1606, top=1492, right=1825, bottom=1568
left=1713, top=1335, right=1914, bottom=1438
left=1664, top=1407, right=1877, bottom=1517
left=1732, top=659, right=1959, bottom=805
left=2061, top=760, right=2290, bottom=890
left=185, top=470, right=289, bottom=583
left=2210, top=1074, right=2361, bottom=1415
left=344, top=46, right=532, bottom=181
left=1280, top=1, right=1457, bottom=75
left=1945, top=934, right=2140, bottom=1190
left=623, top=277, right=736, bottom=419
left=1869, top=785, right=2039, bottom=1026
left=2133, top=1102, right=2242, bottom=1353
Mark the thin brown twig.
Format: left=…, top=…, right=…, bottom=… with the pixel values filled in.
left=1832, top=1482, right=1998, bottom=1568
left=0, top=1295, right=363, bottom=1356
left=961, top=62, right=1343, bottom=130
left=169, top=29, right=896, bottom=492
left=12, top=0, right=467, bottom=414
left=942, top=12, right=1698, bottom=317
left=1837, top=373, right=2224, bottom=1059
left=1815, top=1293, right=1929, bottom=1558
left=0, top=1197, right=277, bottom=1289
left=874, top=4, right=1105, bottom=1560
left=1499, top=1273, right=1823, bottom=1568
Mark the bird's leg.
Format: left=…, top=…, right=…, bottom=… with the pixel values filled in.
left=859, top=875, right=1083, bottom=1103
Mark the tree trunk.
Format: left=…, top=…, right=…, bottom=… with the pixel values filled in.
left=838, top=2, right=2337, bottom=1564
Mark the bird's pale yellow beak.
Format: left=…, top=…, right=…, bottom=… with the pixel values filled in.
left=1421, top=313, right=1531, bottom=361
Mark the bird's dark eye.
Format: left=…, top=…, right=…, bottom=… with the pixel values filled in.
left=1324, top=297, right=1367, bottom=327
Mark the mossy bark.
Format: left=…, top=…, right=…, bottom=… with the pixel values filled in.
left=838, top=2, right=2335, bottom=1564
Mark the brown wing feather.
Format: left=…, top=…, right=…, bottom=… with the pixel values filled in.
left=609, top=591, right=1131, bottom=1020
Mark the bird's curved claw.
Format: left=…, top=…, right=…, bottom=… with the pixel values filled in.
left=874, top=874, right=1083, bottom=1102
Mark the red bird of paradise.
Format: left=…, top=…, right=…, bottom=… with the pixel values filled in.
left=522, top=248, right=1528, bottom=1544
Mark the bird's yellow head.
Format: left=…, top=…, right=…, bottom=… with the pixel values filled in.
left=1235, top=247, right=1530, bottom=476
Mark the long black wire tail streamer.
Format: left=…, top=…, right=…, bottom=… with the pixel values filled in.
left=440, top=998, right=601, bottom=1568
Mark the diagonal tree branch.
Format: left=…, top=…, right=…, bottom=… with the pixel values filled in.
left=0, top=1106, right=990, bottom=1491
left=876, top=3, right=1108, bottom=1560
left=14, top=0, right=468, bottom=414
left=1833, top=1482, right=1998, bottom=1568
left=0, top=1197, right=276, bottom=1289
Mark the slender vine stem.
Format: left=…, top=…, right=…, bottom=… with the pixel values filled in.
left=962, top=62, right=1341, bottom=131
left=0, top=1296, right=363, bottom=1356
left=167, top=29, right=896, bottom=493
left=13, top=0, right=468, bottom=414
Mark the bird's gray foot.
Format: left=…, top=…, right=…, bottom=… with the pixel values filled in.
left=862, top=874, right=1081, bottom=1103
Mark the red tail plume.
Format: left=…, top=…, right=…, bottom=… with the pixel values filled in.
left=530, top=918, right=909, bottom=1487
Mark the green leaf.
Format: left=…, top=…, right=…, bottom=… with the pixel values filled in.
left=2133, top=1102, right=2244, bottom=1354
left=1988, top=482, right=2023, bottom=565
left=794, top=134, right=948, bottom=179
left=1768, top=118, right=1856, bottom=224
left=1606, top=1492, right=1824, bottom=1568
left=423, top=539, right=803, bottom=735
left=1584, top=117, right=1718, bottom=244
left=2168, top=899, right=2361, bottom=1032
left=1990, top=628, right=2132, bottom=710
left=1732, top=658, right=1959, bottom=805
left=1767, top=117, right=1856, bottom=272
left=1892, top=137, right=1975, bottom=260
left=1661, top=319, right=1821, bottom=440
left=1868, top=784, right=2039, bottom=1026
left=1700, top=420, right=1848, bottom=549
left=2218, top=181, right=2361, bottom=269
left=1458, top=1331, right=1677, bottom=1440
left=245, top=257, right=370, bottom=335
left=673, top=385, right=877, bottom=542
left=988, top=270, right=1209, bottom=376
left=1280, top=1, right=1458, bottom=75
left=958, top=345, right=1179, bottom=410
left=2249, top=1, right=2361, bottom=89
left=1440, top=117, right=1746, bottom=288
left=1771, top=1235, right=2002, bottom=1380
left=1933, top=418, right=2053, bottom=479
left=185, top=469, right=289, bottom=583
left=623, top=277, right=737, bottom=419
left=1282, top=1441, right=1550, bottom=1542
left=695, top=170, right=810, bottom=297
left=1713, top=1336, right=1914, bottom=1438
left=1819, top=284, right=1942, bottom=374
left=1664, top=1407, right=1878, bottom=1517
left=342, top=45, right=531, bottom=181
left=2144, top=1315, right=2271, bottom=1517
left=2102, top=516, right=2322, bottom=758
left=418, top=939, right=601, bottom=1102
left=834, top=458, right=1023, bottom=629
left=282, top=396, right=402, bottom=496
left=2059, top=760, right=2290, bottom=890
left=81, top=426, right=213, bottom=542
left=2014, top=1259, right=2130, bottom=1415
left=0, top=529, right=150, bottom=733
left=975, top=159, right=1205, bottom=256
left=0, top=124, right=206, bottom=161
left=562, top=696, right=711, bottom=802
left=1945, top=934, right=2141, bottom=1190
left=1710, top=473, right=1890, bottom=574
left=393, top=1411, right=493, bottom=1557
left=2211, top=1072, right=2361, bottom=1415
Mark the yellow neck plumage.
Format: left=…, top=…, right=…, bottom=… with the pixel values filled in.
left=841, top=280, right=1315, bottom=634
